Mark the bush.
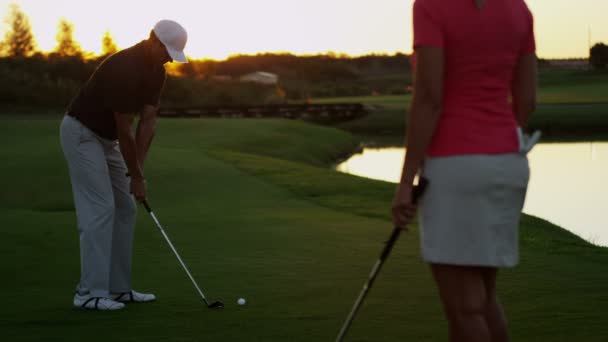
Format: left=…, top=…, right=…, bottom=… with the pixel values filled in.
left=590, top=43, right=608, bottom=69
left=161, top=77, right=279, bottom=107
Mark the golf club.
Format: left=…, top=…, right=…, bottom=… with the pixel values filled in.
left=142, top=200, right=224, bottom=309
left=517, top=127, right=542, bottom=154
left=336, top=177, right=429, bottom=342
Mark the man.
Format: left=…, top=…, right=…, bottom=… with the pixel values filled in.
left=59, top=20, right=188, bottom=310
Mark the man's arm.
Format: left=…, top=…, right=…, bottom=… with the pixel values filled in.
left=114, top=112, right=146, bottom=201
left=136, top=104, right=158, bottom=167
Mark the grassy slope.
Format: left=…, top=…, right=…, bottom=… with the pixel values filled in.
left=314, top=69, right=608, bottom=142
left=1, top=118, right=607, bottom=341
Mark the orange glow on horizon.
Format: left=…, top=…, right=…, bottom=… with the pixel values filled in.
left=0, top=0, right=607, bottom=60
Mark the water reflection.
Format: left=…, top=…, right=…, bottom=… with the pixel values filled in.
left=336, top=143, right=608, bottom=246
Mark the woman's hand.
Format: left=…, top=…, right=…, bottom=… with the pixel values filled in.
left=391, top=183, right=418, bottom=230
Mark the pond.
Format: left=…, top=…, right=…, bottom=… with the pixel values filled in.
left=336, top=143, right=608, bottom=247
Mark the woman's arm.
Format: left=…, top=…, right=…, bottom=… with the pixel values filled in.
left=392, top=47, right=444, bottom=228
left=511, top=53, right=537, bottom=128
left=400, top=47, right=445, bottom=185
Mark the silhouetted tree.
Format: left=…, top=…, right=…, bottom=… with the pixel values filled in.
left=1, top=3, right=37, bottom=57
left=590, top=43, right=608, bottom=69
left=54, top=18, right=82, bottom=57
left=101, top=30, right=118, bottom=55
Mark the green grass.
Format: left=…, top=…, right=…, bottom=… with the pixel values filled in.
left=314, top=69, right=608, bottom=142
left=1, top=117, right=607, bottom=341
left=537, top=68, right=608, bottom=103
left=314, top=94, right=412, bottom=109
left=0, top=116, right=608, bottom=341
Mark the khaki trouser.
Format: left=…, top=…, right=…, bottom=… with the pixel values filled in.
left=60, top=115, right=136, bottom=298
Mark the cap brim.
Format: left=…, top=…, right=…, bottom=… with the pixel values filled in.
left=167, top=48, right=188, bottom=63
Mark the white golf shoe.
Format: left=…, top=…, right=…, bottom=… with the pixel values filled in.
left=73, top=293, right=125, bottom=311
left=112, top=290, right=156, bottom=303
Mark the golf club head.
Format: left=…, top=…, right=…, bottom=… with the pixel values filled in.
left=208, top=301, right=224, bottom=309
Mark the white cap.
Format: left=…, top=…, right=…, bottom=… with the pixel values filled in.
left=153, top=20, right=188, bottom=63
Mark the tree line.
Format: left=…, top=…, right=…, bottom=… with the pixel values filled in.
left=1, top=3, right=117, bottom=58
left=0, top=3, right=605, bottom=110
left=0, top=4, right=414, bottom=108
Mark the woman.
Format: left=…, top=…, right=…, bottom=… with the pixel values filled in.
left=392, top=0, right=536, bottom=341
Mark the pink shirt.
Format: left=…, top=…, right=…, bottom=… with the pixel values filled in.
left=413, top=0, right=535, bottom=157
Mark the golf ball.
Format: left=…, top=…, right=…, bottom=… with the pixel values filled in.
left=237, top=298, right=246, bottom=305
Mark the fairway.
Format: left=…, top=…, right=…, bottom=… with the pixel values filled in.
left=1, top=118, right=608, bottom=341
left=314, top=69, right=608, bottom=142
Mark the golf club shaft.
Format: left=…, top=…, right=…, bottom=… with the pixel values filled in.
left=336, top=227, right=401, bottom=342
left=336, top=178, right=428, bottom=342
left=142, top=200, right=210, bottom=306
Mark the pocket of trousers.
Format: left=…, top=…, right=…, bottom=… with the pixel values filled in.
left=78, top=123, right=95, bottom=147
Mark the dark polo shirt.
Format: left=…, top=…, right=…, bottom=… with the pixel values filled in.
left=67, top=41, right=166, bottom=140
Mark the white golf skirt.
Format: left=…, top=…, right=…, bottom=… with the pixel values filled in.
left=418, top=153, right=529, bottom=268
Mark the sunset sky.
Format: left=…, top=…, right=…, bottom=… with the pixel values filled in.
left=0, top=0, right=606, bottom=60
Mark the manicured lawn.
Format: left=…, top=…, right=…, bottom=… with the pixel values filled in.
left=1, top=117, right=607, bottom=341
left=314, top=69, right=608, bottom=142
